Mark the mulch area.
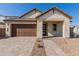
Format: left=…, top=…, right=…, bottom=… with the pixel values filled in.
left=31, top=40, right=46, bottom=56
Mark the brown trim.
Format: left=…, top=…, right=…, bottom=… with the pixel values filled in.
left=36, top=7, right=72, bottom=19
left=19, top=8, right=42, bottom=18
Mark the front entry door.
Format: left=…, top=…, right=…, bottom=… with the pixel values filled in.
left=43, top=24, right=47, bottom=36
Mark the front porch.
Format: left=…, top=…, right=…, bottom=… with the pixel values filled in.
left=42, top=21, right=63, bottom=37
left=37, top=19, right=70, bottom=39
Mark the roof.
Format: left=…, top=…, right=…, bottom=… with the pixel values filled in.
left=5, top=16, right=18, bottom=19
left=19, top=8, right=42, bottom=18
left=36, top=7, right=72, bottom=19
left=4, top=7, right=72, bottom=22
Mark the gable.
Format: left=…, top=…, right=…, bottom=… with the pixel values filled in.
left=37, top=7, right=72, bottom=21
left=19, top=8, right=42, bottom=18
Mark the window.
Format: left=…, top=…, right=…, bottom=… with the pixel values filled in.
left=53, top=24, right=57, bottom=31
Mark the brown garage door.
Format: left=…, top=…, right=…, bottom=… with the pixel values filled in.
left=11, top=24, right=36, bottom=36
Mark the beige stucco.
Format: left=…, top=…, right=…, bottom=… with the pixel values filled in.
left=37, top=20, right=43, bottom=39
left=5, top=23, right=11, bottom=37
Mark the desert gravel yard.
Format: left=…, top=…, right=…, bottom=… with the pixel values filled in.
left=0, top=37, right=79, bottom=56
left=0, top=37, right=36, bottom=56
left=43, top=37, right=79, bottom=56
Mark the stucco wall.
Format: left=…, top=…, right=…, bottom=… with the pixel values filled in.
left=63, top=19, right=70, bottom=38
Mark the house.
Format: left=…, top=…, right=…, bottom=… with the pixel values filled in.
left=71, top=25, right=79, bottom=37
left=4, top=7, right=72, bottom=39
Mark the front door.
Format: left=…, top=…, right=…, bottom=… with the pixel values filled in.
left=43, top=24, right=47, bottom=36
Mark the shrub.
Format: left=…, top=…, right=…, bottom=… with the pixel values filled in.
left=36, top=39, right=41, bottom=42
left=37, top=43, right=43, bottom=48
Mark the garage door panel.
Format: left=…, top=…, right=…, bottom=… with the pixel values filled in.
left=11, top=24, right=36, bottom=36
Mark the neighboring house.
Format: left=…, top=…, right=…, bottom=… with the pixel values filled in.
left=0, top=15, right=5, bottom=37
left=0, top=22, right=5, bottom=37
left=0, top=15, right=18, bottom=37
left=71, top=26, right=79, bottom=38
left=4, top=7, right=72, bottom=38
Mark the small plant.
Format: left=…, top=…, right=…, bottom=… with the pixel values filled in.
left=36, top=39, right=41, bottom=42
left=37, top=43, right=43, bottom=48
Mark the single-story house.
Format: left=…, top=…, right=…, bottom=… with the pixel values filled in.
left=3, top=7, right=72, bottom=39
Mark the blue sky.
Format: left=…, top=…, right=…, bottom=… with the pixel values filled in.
left=0, top=3, right=79, bottom=26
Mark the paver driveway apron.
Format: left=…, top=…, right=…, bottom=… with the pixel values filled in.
left=0, top=37, right=36, bottom=56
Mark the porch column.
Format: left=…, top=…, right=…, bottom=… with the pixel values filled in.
left=37, top=20, right=43, bottom=39
left=47, top=22, right=53, bottom=36
left=63, top=20, right=70, bottom=38
left=5, top=23, right=11, bottom=37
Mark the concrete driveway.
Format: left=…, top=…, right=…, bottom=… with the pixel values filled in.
left=0, top=37, right=36, bottom=56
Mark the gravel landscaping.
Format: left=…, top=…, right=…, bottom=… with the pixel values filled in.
left=0, top=37, right=36, bottom=56
left=43, top=39, right=65, bottom=56
left=43, top=37, right=79, bottom=56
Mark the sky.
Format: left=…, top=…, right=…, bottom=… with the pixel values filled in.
left=0, top=3, right=79, bottom=26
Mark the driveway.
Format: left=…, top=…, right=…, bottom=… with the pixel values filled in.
left=0, top=37, right=36, bottom=56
